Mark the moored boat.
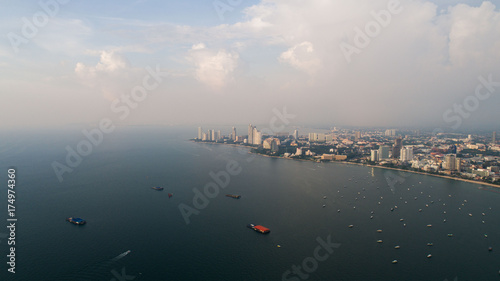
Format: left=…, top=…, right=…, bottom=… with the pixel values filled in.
left=247, top=224, right=270, bottom=234
left=66, top=217, right=86, bottom=225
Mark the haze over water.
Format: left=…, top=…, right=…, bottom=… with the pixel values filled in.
left=0, top=127, right=498, bottom=281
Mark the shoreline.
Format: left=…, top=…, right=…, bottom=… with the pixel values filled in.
left=190, top=140, right=500, bottom=189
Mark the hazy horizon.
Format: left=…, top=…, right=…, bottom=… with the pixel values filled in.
left=1, top=0, right=499, bottom=131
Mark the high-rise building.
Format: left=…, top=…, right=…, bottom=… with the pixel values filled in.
left=384, top=129, right=397, bottom=137
left=210, top=130, right=215, bottom=141
left=378, top=146, right=390, bottom=160
left=355, top=131, right=361, bottom=141
left=392, top=137, right=403, bottom=159
left=263, top=138, right=280, bottom=151
left=248, top=124, right=254, bottom=145
left=400, top=146, right=413, bottom=162
left=444, top=154, right=457, bottom=171
left=493, top=131, right=497, bottom=144
left=293, top=130, right=298, bottom=139
left=216, top=130, right=221, bottom=141
left=253, top=128, right=262, bottom=145
left=371, top=150, right=379, bottom=162
left=232, top=127, right=236, bottom=140
left=197, top=127, right=202, bottom=139
left=455, top=158, right=462, bottom=172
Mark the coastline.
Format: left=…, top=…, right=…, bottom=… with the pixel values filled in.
left=190, top=140, right=500, bottom=189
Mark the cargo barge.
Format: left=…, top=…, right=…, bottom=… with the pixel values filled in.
left=226, top=194, right=241, bottom=199
left=247, top=224, right=270, bottom=234
left=66, top=217, right=86, bottom=225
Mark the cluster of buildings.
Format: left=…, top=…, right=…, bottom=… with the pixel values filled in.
left=194, top=126, right=500, bottom=184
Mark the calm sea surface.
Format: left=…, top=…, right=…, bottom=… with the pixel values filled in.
left=0, top=126, right=499, bottom=281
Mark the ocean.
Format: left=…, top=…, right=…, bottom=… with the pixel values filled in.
left=0, top=126, right=499, bottom=281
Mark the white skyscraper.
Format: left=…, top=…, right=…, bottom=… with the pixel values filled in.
left=371, top=150, right=379, bottom=162
left=253, top=128, right=262, bottom=145
left=293, top=130, right=298, bottom=139
left=232, top=127, right=236, bottom=140
left=197, top=127, right=202, bottom=139
left=400, top=146, right=413, bottom=162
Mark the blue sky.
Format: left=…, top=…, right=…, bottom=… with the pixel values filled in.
left=1, top=0, right=499, bottom=130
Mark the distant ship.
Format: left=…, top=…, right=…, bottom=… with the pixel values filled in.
left=152, top=186, right=164, bottom=191
left=247, top=224, right=270, bottom=234
left=226, top=194, right=241, bottom=199
left=66, top=217, right=86, bottom=225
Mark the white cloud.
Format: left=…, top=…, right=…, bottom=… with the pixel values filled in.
left=75, top=50, right=130, bottom=79
left=74, top=50, right=135, bottom=101
left=447, top=1, right=500, bottom=67
left=279, top=41, right=320, bottom=75
left=187, top=44, right=240, bottom=90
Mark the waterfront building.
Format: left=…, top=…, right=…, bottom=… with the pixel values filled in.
left=400, top=146, right=413, bottom=162
left=393, top=137, right=403, bottom=159
left=371, top=150, right=379, bottom=162
left=379, top=146, right=390, bottom=160
left=263, top=138, right=280, bottom=150
left=253, top=128, right=262, bottom=145
left=197, top=127, right=202, bottom=139
left=444, top=154, right=457, bottom=171
left=248, top=124, right=254, bottom=145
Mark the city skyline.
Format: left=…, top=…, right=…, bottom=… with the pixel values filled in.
left=1, top=0, right=500, bottom=130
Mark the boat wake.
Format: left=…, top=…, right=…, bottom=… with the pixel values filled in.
left=52, top=250, right=136, bottom=281
left=111, top=250, right=131, bottom=262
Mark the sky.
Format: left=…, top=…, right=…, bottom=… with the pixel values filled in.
left=1, top=0, right=499, bottom=131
